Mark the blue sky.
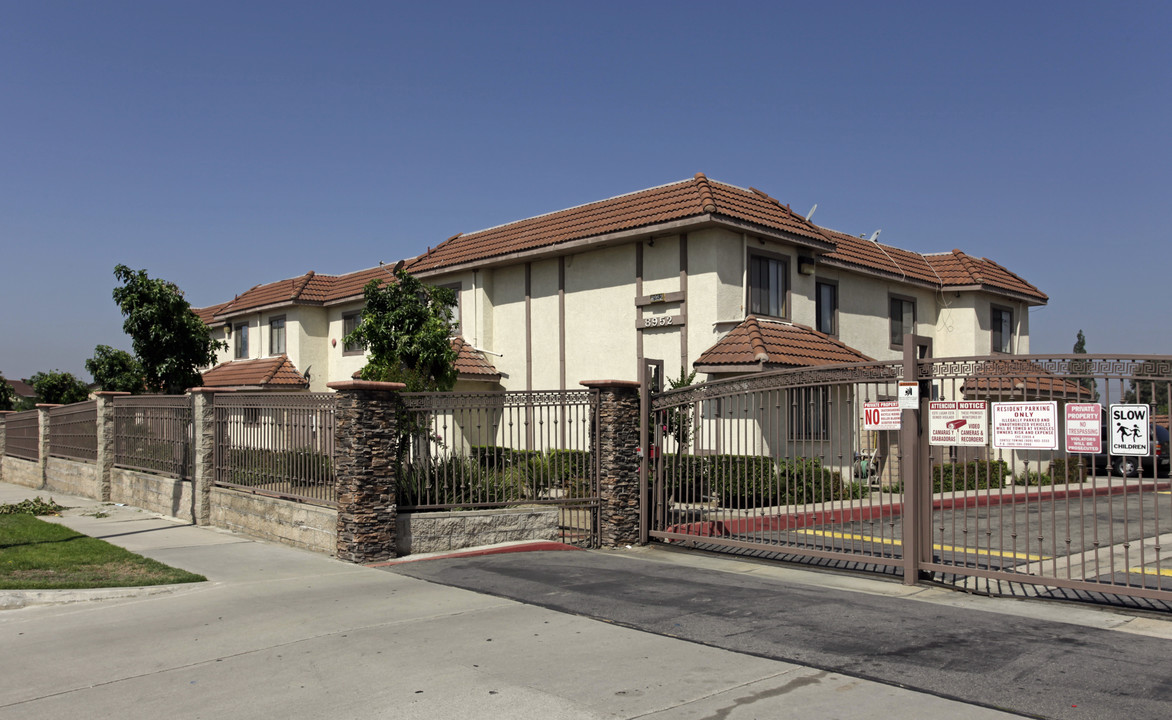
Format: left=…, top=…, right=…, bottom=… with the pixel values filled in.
left=2, top=1, right=1169, bottom=381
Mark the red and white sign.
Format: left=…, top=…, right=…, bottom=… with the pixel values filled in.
left=863, top=401, right=901, bottom=431
left=1064, top=403, right=1102, bottom=454
left=928, top=401, right=988, bottom=446
left=992, top=401, right=1059, bottom=450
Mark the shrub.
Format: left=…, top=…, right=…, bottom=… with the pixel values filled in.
left=931, top=460, right=1010, bottom=493
left=1014, top=458, right=1087, bottom=486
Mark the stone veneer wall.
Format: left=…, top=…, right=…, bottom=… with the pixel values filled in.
left=45, top=457, right=100, bottom=499
left=110, top=468, right=195, bottom=523
left=582, top=381, right=642, bottom=547
left=211, top=488, right=337, bottom=554
left=2, top=457, right=43, bottom=489
left=397, top=508, right=559, bottom=555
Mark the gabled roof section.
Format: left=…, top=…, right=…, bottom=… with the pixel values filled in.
left=194, top=265, right=404, bottom=322
left=451, top=336, right=501, bottom=382
left=199, top=356, right=309, bottom=390
left=924, top=250, right=1048, bottom=302
left=694, top=317, right=873, bottom=372
left=406, top=173, right=834, bottom=274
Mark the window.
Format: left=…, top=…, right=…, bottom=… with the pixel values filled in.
left=439, top=283, right=461, bottom=335
left=342, top=311, right=363, bottom=355
left=748, top=252, right=788, bottom=318
left=816, top=281, right=837, bottom=335
left=889, top=296, right=916, bottom=347
left=234, top=323, right=249, bottom=359
left=991, top=306, right=1013, bottom=353
left=269, top=316, right=286, bottom=356
left=789, top=386, right=830, bottom=440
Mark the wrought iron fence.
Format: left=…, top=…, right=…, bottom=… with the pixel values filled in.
left=397, top=389, right=600, bottom=546
left=113, top=395, right=193, bottom=479
left=48, top=400, right=97, bottom=462
left=213, top=393, right=336, bottom=506
left=648, top=361, right=905, bottom=569
left=4, top=409, right=40, bottom=461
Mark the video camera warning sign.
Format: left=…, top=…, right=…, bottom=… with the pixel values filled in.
left=863, top=401, right=901, bottom=431
left=1109, top=404, right=1149, bottom=456
left=928, top=401, right=988, bottom=446
left=992, top=401, right=1058, bottom=450
left=1064, top=403, right=1102, bottom=454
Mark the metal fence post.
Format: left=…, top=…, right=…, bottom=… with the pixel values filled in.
left=900, top=334, right=933, bottom=585
left=0, top=412, right=8, bottom=484
left=328, top=380, right=404, bottom=563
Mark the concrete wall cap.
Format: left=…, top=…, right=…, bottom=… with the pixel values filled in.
left=36, top=403, right=63, bottom=408
left=327, top=380, right=407, bottom=391
left=93, top=391, right=133, bottom=398
left=579, top=379, right=641, bottom=389
left=188, top=387, right=234, bottom=394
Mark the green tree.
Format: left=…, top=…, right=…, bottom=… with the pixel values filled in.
left=1070, top=329, right=1099, bottom=402
left=85, top=345, right=145, bottom=394
left=664, top=367, right=697, bottom=456
left=344, top=268, right=457, bottom=392
left=111, top=265, right=226, bottom=394
left=0, top=372, right=16, bottom=411
left=29, top=370, right=90, bottom=405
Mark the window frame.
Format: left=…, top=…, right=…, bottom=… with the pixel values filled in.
left=234, top=322, right=249, bottom=359
left=888, top=294, right=917, bottom=349
left=438, top=282, right=462, bottom=336
left=746, top=249, right=790, bottom=320
left=991, top=304, right=1014, bottom=354
left=815, top=279, right=838, bottom=336
left=342, top=311, right=363, bottom=356
left=268, top=315, right=286, bottom=356
left=788, top=386, right=830, bottom=441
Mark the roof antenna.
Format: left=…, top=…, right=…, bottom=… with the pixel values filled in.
left=868, top=230, right=882, bottom=242
left=804, top=204, right=817, bottom=222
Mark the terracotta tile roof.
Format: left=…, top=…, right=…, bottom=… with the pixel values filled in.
left=694, top=317, right=873, bottom=370
left=200, top=356, right=309, bottom=389
left=406, top=174, right=834, bottom=274
left=451, top=336, right=501, bottom=381
left=960, top=360, right=1092, bottom=400
left=5, top=377, right=36, bottom=398
left=194, top=265, right=403, bottom=322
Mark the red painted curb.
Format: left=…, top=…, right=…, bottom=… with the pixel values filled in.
left=366, top=541, right=582, bottom=567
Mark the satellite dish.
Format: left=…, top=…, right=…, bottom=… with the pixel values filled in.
left=805, top=204, right=817, bottom=222
left=868, top=230, right=882, bottom=242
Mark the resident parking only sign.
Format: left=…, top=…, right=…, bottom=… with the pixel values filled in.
left=1109, top=404, right=1150, bottom=456
left=992, top=401, right=1059, bottom=450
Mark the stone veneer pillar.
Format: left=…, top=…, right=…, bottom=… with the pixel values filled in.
left=581, top=380, right=642, bottom=547
left=189, top=389, right=219, bottom=526
left=328, top=380, right=405, bottom=564
left=36, top=404, right=59, bottom=490
left=0, top=411, right=10, bottom=484
left=94, top=392, right=130, bottom=502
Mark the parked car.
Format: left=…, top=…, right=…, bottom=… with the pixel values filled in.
left=1078, top=421, right=1170, bottom=478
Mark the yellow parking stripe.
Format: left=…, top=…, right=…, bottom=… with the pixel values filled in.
left=794, top=529, right=1048, bottom=562
left=1128, top=566, right=1172, bottom=577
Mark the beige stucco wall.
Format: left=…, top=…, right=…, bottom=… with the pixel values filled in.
left=325, top=301, right=369, bottom=383
left=564, top=244, right=638, bottom=384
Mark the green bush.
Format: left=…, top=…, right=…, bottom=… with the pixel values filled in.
left=931, top=460, right=1010, bottom=493
left=1014, top=458, right=1087, bottom=486
left=225, top=447, right=333, bottom=488
left=659, top=454, right=864, bottom=508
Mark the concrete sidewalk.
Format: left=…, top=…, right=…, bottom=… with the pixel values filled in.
left=0, top=483, right=1063, bottom=718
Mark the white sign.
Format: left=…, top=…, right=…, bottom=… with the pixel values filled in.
left=1065, top=403, right=1102, bottom=454
left=636, top=314, right=684, bottom=329
left=992, top=401, right=1059, bottom=450
left=1109, top=404, right=1150, bottom=456
left=863, top=401, right=901, bottom=431
left=928, top=401, right=988, bottom=446
left=898, top=382, right=919, bottom=410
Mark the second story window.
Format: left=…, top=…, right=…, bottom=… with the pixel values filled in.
left=343, top=311, right=363, bottom=355
left=269, top=316, right=286, bottom=356
left=816, top=281, right=837, bottom=335
left=234, top=323, right=249, bottom=359
left=748, top=252, right=788, bottom=318
left=438, top=283, right=461, bottom=335
left=889, top=296, right=916, bottom=347
left=991, top=306, right=1013, bottom=353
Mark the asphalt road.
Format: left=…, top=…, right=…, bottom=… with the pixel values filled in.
left=386, top=547, right=1172, bottom=720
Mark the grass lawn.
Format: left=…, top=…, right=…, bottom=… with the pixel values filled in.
left=0, top=514, right=206, bottom=590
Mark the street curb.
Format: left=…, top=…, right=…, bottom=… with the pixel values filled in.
left=366, top=540, right=582, bottom=567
